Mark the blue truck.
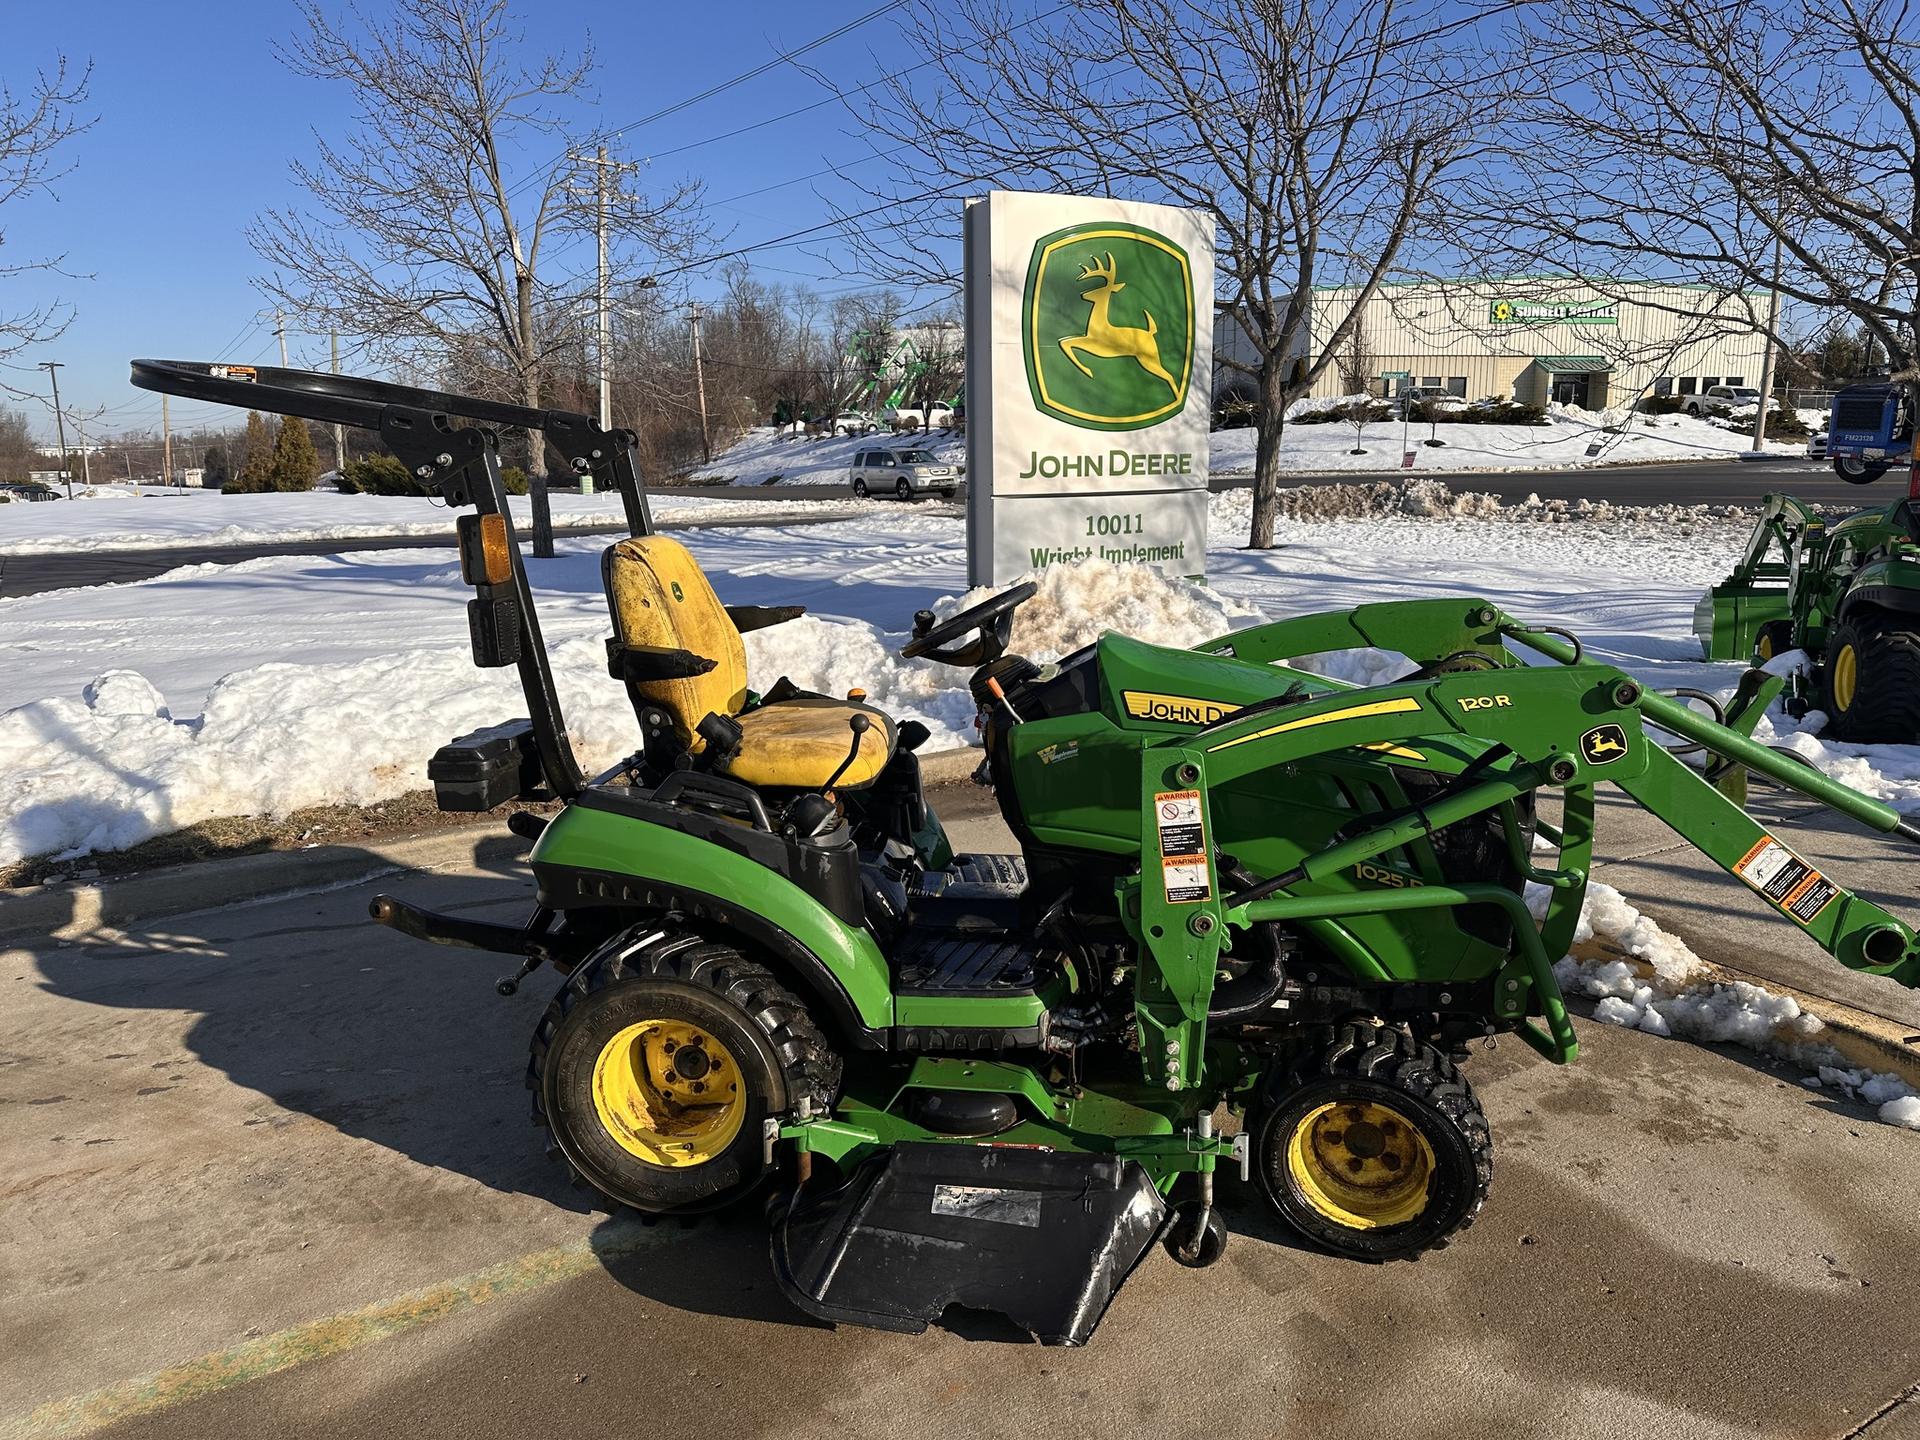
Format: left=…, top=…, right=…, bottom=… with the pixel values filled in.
left=1827, top=379, right=1914, bottom=484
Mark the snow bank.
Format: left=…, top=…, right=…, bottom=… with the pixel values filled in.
left=0, top=556, right=1252, bottom=867
left=0, top=486, right=877, bottom=555
left=1547, top=879, right=1920, bottom=1131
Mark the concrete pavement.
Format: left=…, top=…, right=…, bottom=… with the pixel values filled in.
left=4, top=786, right=1919, bottom=1439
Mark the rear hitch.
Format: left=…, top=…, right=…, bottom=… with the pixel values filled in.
left=368, top=894, right=567, bottom=994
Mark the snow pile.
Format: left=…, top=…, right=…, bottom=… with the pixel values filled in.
left=1754, top=708, right=1920, bottom=817
left=993, top=557, right=1262, bottom=659
left=1545, top=879, right=1920, bottom=1131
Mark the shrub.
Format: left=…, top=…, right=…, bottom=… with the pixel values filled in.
left=1212, top=394, right=1257, bottom=430
left=1640, top=394, right=1687, bottom=416
left=1729, top=407, right=1810, bottom=440
left=335, top=453, right=531, bottom=496
left=1448, top=401, right=1548, bottom=426
left=337, top=453, right=422, bottom=495
left=1292, top=402, right=1392, bottom=425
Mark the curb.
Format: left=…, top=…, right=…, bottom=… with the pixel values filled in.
left=0, top=748, right=986, bottom=949
left=1571, top=938, right=1920, bottom=1091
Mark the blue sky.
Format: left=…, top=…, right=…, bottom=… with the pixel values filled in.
left=3, top=1, right=908, bottom=441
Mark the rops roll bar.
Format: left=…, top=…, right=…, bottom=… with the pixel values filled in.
left=128, top=358, right=664, bottom=802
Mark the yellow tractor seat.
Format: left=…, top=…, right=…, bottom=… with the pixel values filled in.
left=603, top=534, right=898, bottom=791
left=731, top=699, right=895, bottom=790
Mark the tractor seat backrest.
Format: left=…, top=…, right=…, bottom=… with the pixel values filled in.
left=603, top=534, right=748, bottom=740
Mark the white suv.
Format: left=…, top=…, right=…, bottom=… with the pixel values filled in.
left=849, top=447, right=959, bottom=500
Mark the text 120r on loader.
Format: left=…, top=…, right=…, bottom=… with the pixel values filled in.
left=133, top=358, right=1920, bottom=1345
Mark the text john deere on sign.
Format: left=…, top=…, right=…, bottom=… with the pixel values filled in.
left=964, top=191, right=1215, bottom=587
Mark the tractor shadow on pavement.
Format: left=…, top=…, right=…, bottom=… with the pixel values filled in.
left=29, top=836, right=596, bottom=1214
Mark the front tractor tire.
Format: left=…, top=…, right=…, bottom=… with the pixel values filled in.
left=1823, top=613, right=1920, bottom=743
left=530, top=931, right=841, bottom=1215
left=1252, top=1023, right=1492, bottom=1262
left=1754, top=619, right=1794, bottom=666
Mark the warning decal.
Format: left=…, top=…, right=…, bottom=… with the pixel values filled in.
left=1153, top=789, right=1210, bottom=902
left=1154, top=789, right=1205, bottom=856
left=1162, top=856, right=1212, bottom=904
left=1732, top=837, right=1840, bottom=925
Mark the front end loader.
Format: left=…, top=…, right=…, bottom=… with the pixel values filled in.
left=133, top=358, right=1920, bottom=1345
left=1697, top=489, right=1920, bottom=740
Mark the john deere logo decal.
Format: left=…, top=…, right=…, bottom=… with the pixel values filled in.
left=1023, top=222, right=1193, bottom=431
left=1580, top=723, right=1629, bottom=765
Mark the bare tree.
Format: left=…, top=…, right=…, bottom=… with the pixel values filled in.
left=249, top=0, right=704, bottom=510
left=0, top=55, right=90, bottom=398
left=833, top=0, right=1513, bottom=545
left=1492, top=0, right=1920, bottom=442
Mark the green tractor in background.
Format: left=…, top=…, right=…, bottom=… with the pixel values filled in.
left=1696, top=491, right=1920, bottom=741
left=133, top=359, right=1920, bottom=1346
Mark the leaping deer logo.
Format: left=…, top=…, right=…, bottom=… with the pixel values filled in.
left=1059, top=253, right=1179, bottom=396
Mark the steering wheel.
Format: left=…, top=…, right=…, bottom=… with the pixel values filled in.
left=900, top=581, right=1038, bottom=666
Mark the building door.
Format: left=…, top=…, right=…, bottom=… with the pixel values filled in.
left=1550, top=373, right=1590, bottom=407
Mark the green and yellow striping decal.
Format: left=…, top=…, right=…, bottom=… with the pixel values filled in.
left=1206, top=696, right=1423, bottom=753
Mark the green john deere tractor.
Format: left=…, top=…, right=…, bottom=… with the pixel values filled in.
left=133, top=359, right=1920, bottom=1345
left=1696, top=490, right=1920, bottom=741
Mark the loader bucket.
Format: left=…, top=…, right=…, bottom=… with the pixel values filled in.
left=1693, top=581, right=1790, bottom=662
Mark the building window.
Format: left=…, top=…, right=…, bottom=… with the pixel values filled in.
left=1447, top=376, right=1467, bottom=397
left=1725, top=375, right=1744, bottom=386
left=1678, top=377, right=1697, bottom=395
left=1653, top=376, right=1672, bottom=397
left=1703, top=376, right=1721, bottom=389
left=1422, top=376, right=1441, bottom=388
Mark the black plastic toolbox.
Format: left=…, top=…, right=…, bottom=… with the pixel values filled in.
left=426, top=719, right=542, bottom=811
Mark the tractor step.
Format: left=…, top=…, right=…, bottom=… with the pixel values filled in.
left=892, top=930, right=1041, bottom=996
left=769, top=1141, right=1165, bottom=1344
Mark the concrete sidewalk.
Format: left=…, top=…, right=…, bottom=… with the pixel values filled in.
left=3, top=789, right=1919, bottom=1438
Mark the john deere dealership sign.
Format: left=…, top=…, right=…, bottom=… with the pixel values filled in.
left=965, top=191, right=1214, bottom=586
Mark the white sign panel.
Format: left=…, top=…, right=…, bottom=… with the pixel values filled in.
left=964, top=190, right=1215, bottom=586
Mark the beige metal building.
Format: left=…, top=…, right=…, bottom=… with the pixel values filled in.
left=1305, top=278, right=1771, bottom=411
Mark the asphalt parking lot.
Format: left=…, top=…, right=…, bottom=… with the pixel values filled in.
left=4, top=787, right=1919, bottom=1440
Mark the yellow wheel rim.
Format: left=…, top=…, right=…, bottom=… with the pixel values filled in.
left=590, top=1019, right=745, bottom=1168
left=1833, top=643, right=1858, bottom=712
left=1757, top=631, right=1774, bottom=662
left=1286, top=1099, right=1436, bottom=1231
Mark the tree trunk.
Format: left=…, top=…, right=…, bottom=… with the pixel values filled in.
left=1245, top=358, right=1292, bottom=549
left=517, top=270, right=554, bottom=559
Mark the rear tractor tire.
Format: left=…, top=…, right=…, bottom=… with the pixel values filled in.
left=1823, top=613, right=1920, bottom=744
left=1252, top=1022, right=1492, bottom=1262
left=530, top=930, right=841, bottom=1215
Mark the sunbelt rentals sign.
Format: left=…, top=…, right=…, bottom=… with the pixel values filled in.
left=964, top=190, right=1214, bottom=586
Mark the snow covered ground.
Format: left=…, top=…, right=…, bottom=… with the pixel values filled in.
left=695, top=403, right=1799, bottom=486
left=0, top=484, right=881, bottom=555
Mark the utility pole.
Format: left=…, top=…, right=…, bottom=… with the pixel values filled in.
left=690, top=302, right=712, bottom=465
left=1752, top=234, right=1785, bottom=452
left=330, top=331, right=347, bottom=475
left=162, top=393, right=173, bottom=488
left=567, top=145, right=640, bottom=496
left=275, top=309, right=290, bottom=367
left=39, top=361, right=72, bottom=499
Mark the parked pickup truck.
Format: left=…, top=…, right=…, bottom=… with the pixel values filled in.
left=1682, top=384, right=1762, bottom=417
